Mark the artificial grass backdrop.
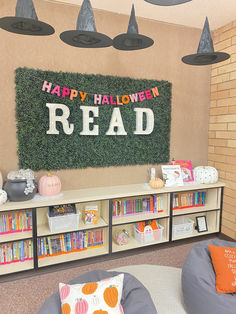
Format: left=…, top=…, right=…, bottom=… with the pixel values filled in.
left=15, top=67, right=172, bottom=170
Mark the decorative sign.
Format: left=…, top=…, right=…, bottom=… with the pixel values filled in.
left=196, top=216, right=208, bottom=233
left=42, top=80, right=160, bottom=105
left=15, top=67, right=172, bottom=170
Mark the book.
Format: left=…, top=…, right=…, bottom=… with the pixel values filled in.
left=171, top=160, right=194, bottom=183
left=84, top=205, right=98, bottom=224
left=161, top=165, right=184, bottom=187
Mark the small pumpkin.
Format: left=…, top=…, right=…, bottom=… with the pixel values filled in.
left=93, top=311, right=108, bottom=314
left=62, top=303, right=71, bottom=314
left=82, top=282, right=98, bottom=295
left=103, top=286, right=118, bottom=308
left=38, top=173, right=61, bottom=196
left=60, top=285, right=70, bottom=300
left=149, top=177, right=164, bottom=189
left=75, top=298, right=88, bottom=314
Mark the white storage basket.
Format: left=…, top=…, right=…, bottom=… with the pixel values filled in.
left=47, top=211, right=80, bottom=233
left=172, top=216, right=194, bottom=238
left=134, top=223, right=164, bottom=245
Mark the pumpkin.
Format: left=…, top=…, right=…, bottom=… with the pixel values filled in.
left=91, top=295, right=100, bottom=306
left=82, top=282, right=98, bottom=295
left=103, top=286, right=118, bottom=308
left=93, top=311, right=108, bottom=314
left=149, top=177, right=164, bottom=189
left=0, top=189, right=7, bottom=205
left=60, top=285, right=70, bottom=300
left=62, top=303, right=71, bottom=314
left=193, top=166, right=218, bottom=184
left=75, top=298, right=88, bottom=314
left=0, top=171, right=2, bottom=189
left=38, top=173, right=61, bottom=196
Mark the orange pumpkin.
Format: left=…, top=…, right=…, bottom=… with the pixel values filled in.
left=103, top=286, right=118, bottom=308
left=82, top=282, right=98, bottom=295
left=93, top=311, right=108, bottom=314
left=149, top=177, right=164, bottom=189
left=62, top=303, right=71, bottom=314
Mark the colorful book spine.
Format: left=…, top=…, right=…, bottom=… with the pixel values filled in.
left=37, top=229, right=104, bottom=258
left=172, top=191, right=206, bottom=209
left=0, top=210, right=32, bottom=235
left=0, top=240, right=33, bottom=265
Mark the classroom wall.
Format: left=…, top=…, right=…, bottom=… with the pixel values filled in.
left=208, top=20, right=236, bottom=240
left=0, top=0, right=211, bottom=190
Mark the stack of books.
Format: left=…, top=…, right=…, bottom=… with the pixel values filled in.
left=173, top=191, right=206, bottom=209
left=112, top=195, right=164, bottom=217
left=0, top=210, right=32, bottom=234
left=0, top=240, right=33, bottom=265
left=38, top=229, right=104, bottom=258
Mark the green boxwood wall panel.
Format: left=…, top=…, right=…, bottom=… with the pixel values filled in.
left=15, top=67, right=172, bottom=170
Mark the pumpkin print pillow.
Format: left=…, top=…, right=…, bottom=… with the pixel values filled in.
left=59, top=273, right=124, bottom=314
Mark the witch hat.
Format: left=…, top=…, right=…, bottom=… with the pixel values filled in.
left=60, top=0, right=112, bottom=48
left=144, top=0, right=192, bottom=6
left=0, top=0, right=54, bottom=36
left=113, top=5, right=154, bottom=51
left=182, top=17, right=230, bottom=65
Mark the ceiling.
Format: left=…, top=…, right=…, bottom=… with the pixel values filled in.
left=46, top=0, right=236, bottom=30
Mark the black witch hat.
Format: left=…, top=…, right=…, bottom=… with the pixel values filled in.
left=60, top=0, right=112, bottom=48
left=0, top=0, right=54, bottom=36
left=182, top=17, right=230, bottom=66
left=144, top=0, right=192, bottom=6
left=113, top=5, right=154, bottom=51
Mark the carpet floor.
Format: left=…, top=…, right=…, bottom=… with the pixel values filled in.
left=0, top=236, right=216, bottom=314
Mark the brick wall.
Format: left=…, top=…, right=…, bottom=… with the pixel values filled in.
left=209, top=21, right=236, bottom=240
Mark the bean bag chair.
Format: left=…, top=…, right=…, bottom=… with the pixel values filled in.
left=182, top=239, right=236, bottom=314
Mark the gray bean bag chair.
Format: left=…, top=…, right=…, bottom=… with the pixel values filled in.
left=37, top=269, right=157, bottom=314
left=182, top=239, right=236, bottom=314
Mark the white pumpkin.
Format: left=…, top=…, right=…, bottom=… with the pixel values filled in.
left=193, top=166, right=218, bottom=184
left=0, top=189, right=7, bottom=205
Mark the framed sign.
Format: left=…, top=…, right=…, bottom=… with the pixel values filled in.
left=196, top=216, right=208, bottom=233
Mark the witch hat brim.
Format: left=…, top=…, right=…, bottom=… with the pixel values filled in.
left=144, top=0, right=192, bottom=6
left=60, top=0, right=112, bottom=48
left=182, top=51, right=230, bottom=66
left=113, top=4, right=154, bottom=50
left=0, top=16, right=54, bottom=36
left=60, top=30, right=112, bottom=48
left=182, top=17, right=230, bottom=66
left=113, top=33, right=154, bottom=50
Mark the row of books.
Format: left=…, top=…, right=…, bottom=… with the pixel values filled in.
left=112, top=195, right=164, bottom=217
left=0, top=210, right=32, bottom=234
left=0, top=240, right=33, bottom=265
left=172, top=191, right=206, bottom=209
left=38, top=229, right=104, bottom=258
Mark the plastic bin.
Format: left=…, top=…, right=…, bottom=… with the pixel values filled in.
left=47, top=211, right=80, bottom=233
left=134, top=222, right=164, bottom=244
left=172, top=216, right=194, bottom=238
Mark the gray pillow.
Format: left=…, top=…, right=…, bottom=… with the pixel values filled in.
left=182, top=239, right=236, bottom=314
left=37, top=269, right=157, bottom=314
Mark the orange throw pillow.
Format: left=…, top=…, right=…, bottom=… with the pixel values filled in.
left=208, top=244, right=236, bottom=293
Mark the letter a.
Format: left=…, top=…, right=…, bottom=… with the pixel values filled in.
left=106, top=108, right=127, bottom=135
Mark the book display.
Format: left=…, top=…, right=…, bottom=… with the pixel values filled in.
left=0, top=182, right=224, bottom=276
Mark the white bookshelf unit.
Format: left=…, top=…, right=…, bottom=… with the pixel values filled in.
left=0, top=182, right=224, bottom=276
